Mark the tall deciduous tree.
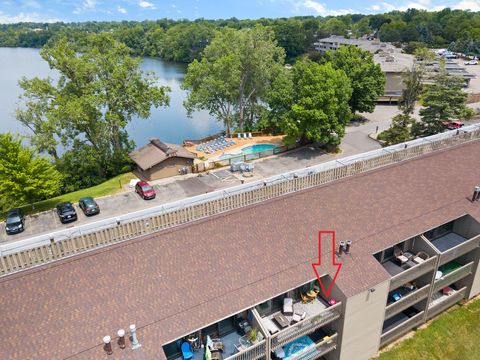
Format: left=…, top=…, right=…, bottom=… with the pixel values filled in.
left=275, top=61, right=352, bottom=145
left=325, top=46, right=385, bottom=114
left=413, top=63, right=470, bottom=137
left=182, top=26, right=285, bottom=133
left=0, top=133, right=62, bottom=211
left=16, top=33, right=170, bottom=186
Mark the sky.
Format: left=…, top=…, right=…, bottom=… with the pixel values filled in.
left=0, top=0, right=479, bottom=24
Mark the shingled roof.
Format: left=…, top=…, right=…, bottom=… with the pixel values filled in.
left=129, top=138, right=196, bottom=171
left=1, top=140, right=480, bottom=360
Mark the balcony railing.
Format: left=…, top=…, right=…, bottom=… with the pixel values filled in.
left=433, top=262, right=474, bottom=292
left=224, top=339, right=266, bottom=360
left=287, top=333, right=338, bottom=360
left=439, top=235, right=480, bottom=266
left=380, top=311, right=425, bottom=347
left=427, top=287, right=467, bottom=320
left=385, top=284, right=431, bottom=319
left=270, top=302, right=342, bottom=350
left=389, top=257, right=437, bottom=291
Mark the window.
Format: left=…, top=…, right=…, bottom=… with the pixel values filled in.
left=256, top=300, right=271, bottom=317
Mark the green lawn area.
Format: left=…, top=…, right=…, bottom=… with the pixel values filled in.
left=376, top=297, right=480, bottom=360
left=2, top=172, right=136, bottom=220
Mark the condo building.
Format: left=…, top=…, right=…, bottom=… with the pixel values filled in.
left=1, top=138, right=480, bottom=360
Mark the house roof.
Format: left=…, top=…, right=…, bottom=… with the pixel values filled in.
left=129, top=138, right=196, bottom=171
left=1, top=140, right=480, bottom=360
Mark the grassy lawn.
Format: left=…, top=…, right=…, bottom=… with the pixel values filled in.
left=1, top=172, right=136, bottom=220
left=376, top=297, right=480, bottom=360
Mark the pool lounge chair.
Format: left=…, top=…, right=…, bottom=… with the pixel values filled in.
left=248, top=132, right=252, bottom=139
left=237, top=133, right=241, bottom=139
left=243, top=133, right=248, bottom=139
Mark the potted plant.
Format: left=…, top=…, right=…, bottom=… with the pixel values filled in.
left=248, top=328, right=258, bottom=343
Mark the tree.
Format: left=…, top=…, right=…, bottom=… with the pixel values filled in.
left=16, top=33, right=170, bottom=189
left=0, top=133, right=62, bottom=211
left=274, top=61, right=352, bottom=145
left=182, top=26, right=285, bottom=133
left=325, top=46, right=385, bottom=114
left=377, top=114, right=414, bottom=146
left=398, top=64, right=425, bottom=115
left=413, top=63, right=470, bottom=137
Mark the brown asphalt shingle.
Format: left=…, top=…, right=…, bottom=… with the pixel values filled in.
left=1, top=140, right=480, bottom=360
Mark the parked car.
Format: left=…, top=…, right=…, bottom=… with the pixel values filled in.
left=56, top=202, right=78, bottom=223
left=465, top=60, right=478, bottom=65
left=78, top=196, right=100, bottom=216
left=135, top=180, right=156, bottom=200
left=5, top=208, right=25, bottom=235
left=446, top=121, right=465, bottom=130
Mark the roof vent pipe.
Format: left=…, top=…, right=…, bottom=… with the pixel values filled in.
left=117, top=329, right=126, bottom=349
left=130, top=324, right=142, bottom=350
left=339, top=241, right=346, bottom=256
left=346, top=240, right=352, bottom=254
left=103, top=335, right=113, bottom=355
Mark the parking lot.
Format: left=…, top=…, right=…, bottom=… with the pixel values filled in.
left=3, top=111, right=477, bottom=245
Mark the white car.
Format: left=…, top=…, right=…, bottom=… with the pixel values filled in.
left=465, top=60, right=478, bottom=65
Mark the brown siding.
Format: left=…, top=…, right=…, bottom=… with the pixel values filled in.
left=142, top=157, right=193, bottom=180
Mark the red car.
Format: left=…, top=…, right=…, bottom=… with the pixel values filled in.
left=135, top=181, right=156, bottom=200
left=446, top=121, right=464, bottom=130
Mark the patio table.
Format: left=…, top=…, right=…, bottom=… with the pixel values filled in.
left=274, top=313, right=290, bottom=328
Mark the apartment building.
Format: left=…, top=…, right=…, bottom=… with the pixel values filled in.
left=1, top=140, right=480, bottom=360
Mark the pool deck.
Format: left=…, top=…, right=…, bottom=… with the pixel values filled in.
left=185, top=135, right=285, bottom=162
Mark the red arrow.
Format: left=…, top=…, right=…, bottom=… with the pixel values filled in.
left=311, top=230, right=342, bottom=298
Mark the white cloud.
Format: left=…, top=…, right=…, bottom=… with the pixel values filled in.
left=22, top=0, right=41, bottom=9
left=73, top=0, right=98, bottom=14
left=117, top=6, right=127, bottom=14
left=302, top=0, right=353, bottom=16
left=139, top=0, right=156, bottom=9
left=453, top=0, right=480, bottom=11
left=0, top=11, right=59, bottom=23
left=369, top=5, right=381, bottom=10
left=367, top=0, right=446, bottom=12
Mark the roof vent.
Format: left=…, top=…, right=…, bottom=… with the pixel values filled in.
left=339, top=241, right=346, bottom=256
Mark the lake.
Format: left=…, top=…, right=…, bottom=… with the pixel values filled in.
left=0, top=47, right=223, bottom=147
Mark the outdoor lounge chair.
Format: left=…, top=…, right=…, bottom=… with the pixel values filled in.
left=181, top=342, right=194, bottom=360
left=243, top=133, right=248, bottom=139
left=237, top=133, right=241, bottom=139
left=263, top=317, right=279, bottom=334
left=412, top=251, right=429, bottom=264
left=248, top=132, right=252, bottom=139
left=283, top=297, right=294, bottom=316
left=292, top=310, right=307, bottom=323
left=393, top=246, right=409, bottom=265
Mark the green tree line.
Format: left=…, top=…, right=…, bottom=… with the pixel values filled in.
left=3, top=9, right=480, bottom=63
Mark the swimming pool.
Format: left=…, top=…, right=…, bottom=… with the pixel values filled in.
left=219, top=143, right=278, bottom=161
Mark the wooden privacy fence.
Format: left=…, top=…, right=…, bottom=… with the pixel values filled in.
left=2, top=128, right=480, bottom=276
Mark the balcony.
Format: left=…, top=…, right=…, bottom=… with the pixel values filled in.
left=282, top=332, right=338, bottom=360
left=427, top=286, right=467, bottom=320
left=263, top=300, right=342, bottom=350
left=163, top=310, right=267, bottom=360
left=388, top=257, right=437, bottom=291
left=423, top=215, right=480, bottom=266
left=380, top=310, right=425, bottom=347
left=385, top=284, right=431, bottom=319
left=433, top=261, right=474, bottom=292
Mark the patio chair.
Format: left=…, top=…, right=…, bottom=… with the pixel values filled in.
left=243, top=133, right=248, bottom=139
left=283, top=297, right=294, bottom=316
left=393, top=246, right=409, bottom=265
left=300, top=292, right=313, bottom=304
left=413, top=251, right=429, bottom=264
left=292, top=310, right=306, bottom=323
left=181, top=342, right=194, bottom=360
left=248, top=132, right=252, bottom=139
left=237, top=133, right=241, bottom=139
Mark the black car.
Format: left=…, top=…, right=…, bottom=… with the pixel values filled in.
left=78, top=196, right=100, bottom=216
left=56, top=202, right=78, bottom=224
left=5, top=208, right=25, bottom=235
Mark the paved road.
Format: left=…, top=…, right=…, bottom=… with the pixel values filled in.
left=5, top=106, right=467, bottom=245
